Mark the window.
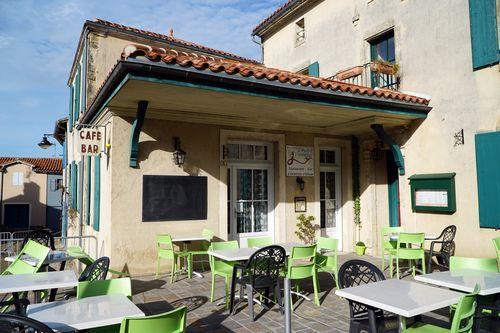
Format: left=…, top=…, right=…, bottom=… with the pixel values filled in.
left=226, top=143, right=271, bottom=162
left=295, top=18, right=305, bottom=45
left=370, top=30, right=395, bottom=63
left=12, top=172, right=23, bottom=186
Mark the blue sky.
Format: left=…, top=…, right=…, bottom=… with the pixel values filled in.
left=0, top=0, right=283, bottom=157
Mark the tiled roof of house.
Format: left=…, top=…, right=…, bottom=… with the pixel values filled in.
left=252, top=0, right=302, bottom=35
left=121, top=43, right=430, bottom=105
left=93, top=19, right=259, bottom=64
left=0, top=157, right=62, bottom=174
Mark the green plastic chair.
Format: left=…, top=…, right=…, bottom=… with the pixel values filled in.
left=380, top=226, right=404, bottom=276
left=208, top=241, right=238, bottom=308
left=67, top=246, right=128, bottom=277
left=286, top=244, right=320, bottom=308
left=119, top=306, right=187, bottom=333
left=189, top=229, right=214, bottom=272
left=156, top=235, right=192, bottom=283
left=403, top=284, right=480, bottom=333
left=449, top=256, right=498, bottom=272
left=395, top=233, right=426, bottom=279
left=2, top=240, right=50, bottom=276
left=77, top=278, right=132, bottom=299
left=246, top=236, right=273, bottom=248
left=315, top=237, right=339, bottom=289
left=493, top=237, right=500, bottom=271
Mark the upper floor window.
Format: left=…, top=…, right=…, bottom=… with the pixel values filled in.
left=295, top=18, right=305, bottom=46
left=12, top=172, right=23, bottom=186
left=370, top=30, right=395, bottom=63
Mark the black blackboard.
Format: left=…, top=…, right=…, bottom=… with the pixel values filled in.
left=142, top=175, right=207, bottom=222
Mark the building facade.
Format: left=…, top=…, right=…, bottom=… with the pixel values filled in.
left=0, top=157, right=63, bottom=232
left=63, top=0, right=498, bottom=275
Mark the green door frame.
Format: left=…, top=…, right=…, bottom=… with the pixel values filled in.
left=387, top=152, right=400, bottom=227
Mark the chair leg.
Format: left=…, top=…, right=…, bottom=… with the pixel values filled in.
left=229, top=274, right=237, bottom=314
left=275, top=282, right=283, bottom=315
left=420, top=256, right=426, bottom=276
left=210, top=273, right=216, bottom=302
left=224, top=276, right=230, bottom=309
left=396, top=257, right=400, bottom=279
left=170, top=258, right=176, bottom=284
left=389, top=254, right=394, bottom=278
left=187, top=254, right=193, bottom=279
left=367, top=308, right=377, bottom=333
left=312, top=272, right=320, bottom=306
left=246, top=284, right=254, bottom=321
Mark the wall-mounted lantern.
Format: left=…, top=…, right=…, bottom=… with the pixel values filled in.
left=172, top=137, right=186, bottom=167
left=37, top=134, right=55, bottom=149
left=296, top=177, right=305, bottom=191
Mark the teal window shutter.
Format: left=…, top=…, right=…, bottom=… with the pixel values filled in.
left=308, top=61, right=319, bottom=77
left=85, top=156, right=91, bottom=225
left=93, top=155, right=101, bottom=231
left=71, top=162, right=78, bottom=209
left=68, top=85, right=74, bottom=130
left=475, top=131, right=500, bottom=228
left=77, top=161, right=82, bottom=212
left=468, top=0, right=499, bottom=69
left=74, top=66, right=81, bottom=124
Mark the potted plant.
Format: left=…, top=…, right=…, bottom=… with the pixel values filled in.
left=355, top=241, right=366, bottom=255
left=295, top=214, right=319, bottom=245
left=370, top=60, right=399, bottom=76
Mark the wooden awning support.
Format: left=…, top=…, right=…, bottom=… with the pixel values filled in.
left=129, top=100, right=148, bottom=168
left=371, top=124, right=405, bottom=175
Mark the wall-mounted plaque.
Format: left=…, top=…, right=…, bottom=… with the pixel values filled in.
left=294, top=197, right=307, bottom=212
left=286, top=145, right=314, bottom=176
left=409, top=173, right=456, bottom=214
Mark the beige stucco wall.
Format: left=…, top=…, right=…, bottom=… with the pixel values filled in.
left=1, top=163, right=47, bottom=228
left=261, top=0, right=500, bottom=257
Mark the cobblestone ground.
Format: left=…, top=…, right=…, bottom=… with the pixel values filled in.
left=128, top=254, right=454, bottom=333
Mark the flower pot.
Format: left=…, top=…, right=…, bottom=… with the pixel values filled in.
left=370, top=61, right=395, bottom=75
left=336, top=66, right=364, bottom=81
left=355, top=244, right=366, bottom=256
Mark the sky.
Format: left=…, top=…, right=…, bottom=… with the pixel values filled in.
left=0, top=0, right=284, bottom=158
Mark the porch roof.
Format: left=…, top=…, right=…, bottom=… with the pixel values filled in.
left=82, top=44, right=431, bottom=135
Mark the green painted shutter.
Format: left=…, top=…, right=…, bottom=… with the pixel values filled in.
left=468, top=0, right=499, bottom=69
left=85, top=156, right=91, bottom=225
left=74, top=66, right=81, bottom=123
left=308, top=61, right=319, bottom=77
left=71, top=162, right=78, bottom=209
left=93, top=155, right=101, bottom=231
left=475, top=131, right=500, bottom=228
left=68, top=85, right=74, bottom=130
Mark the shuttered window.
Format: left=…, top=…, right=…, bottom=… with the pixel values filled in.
left=71, top=162, right=78, bottom=209
left=308, top=61, right=320, bottom=77
left=468, top=0, right=499, bottom=69
left=85, top=156, right=92, bottom=226
left=475, top=131, right=500, bottom=228
left=93, top=155, right=101, bottom=231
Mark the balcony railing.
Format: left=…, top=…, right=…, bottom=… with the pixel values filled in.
left=328, top=62, right=400, bottom=91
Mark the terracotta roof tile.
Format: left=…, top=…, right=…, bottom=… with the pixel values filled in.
left=252, top=0, right=301, bottom=35
left=121, top=43, right=430, bottom=105
left=0, top=157, right=62, bottom=174
left=94, top=19, right=259, bottom=64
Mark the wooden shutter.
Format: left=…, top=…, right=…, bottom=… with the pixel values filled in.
left=68, top=85, right=74, bottom=130
left=71, top=162, right=78, bottom=209
left=468, top=0, right=499, bottom=69
left=308, top=61, right=320, bottom=77
left=93, top=155, right=101, bottom=231
left=475, top=131, right=500, bottom=228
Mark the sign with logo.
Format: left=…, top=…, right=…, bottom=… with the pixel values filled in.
left=78, top=129, right=102, bottom=155
left=286, top=145, right=314, bottom=176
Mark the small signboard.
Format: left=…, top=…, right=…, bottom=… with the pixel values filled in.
left=286, top=145, right=314, bottom=176
left=409, top=173, right=456, bottom=214
left=78, top=129, right=102, bottom=155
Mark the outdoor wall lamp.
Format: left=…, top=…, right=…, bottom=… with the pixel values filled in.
left=173, top=137, right=186, bottom=167
left=37, top=134, right=55, bottom=149
left=296, top=177, right=305, bottom=191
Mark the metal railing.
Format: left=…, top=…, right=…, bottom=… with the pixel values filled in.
left=328, top=62, right=400, bottom=90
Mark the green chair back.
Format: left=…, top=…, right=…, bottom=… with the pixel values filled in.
left=67, top=246, right=94, bottom=266
left=202, top=229, right=214, bottom=241
left=209, top=241, right=238, bottom=270
left=156, top=234, right=175, bottom=260
left=449, top=256, right=498, bottom=272
left=2, top=240, right=50, bottom=275
left=119, top=306, right=187, bottom=333
left=287, top=245, right=317, bottom=279
left=247, top=236, right=273, bottom=248
left=450, top=284, right=480, bottom=333
left=316, top=237, right=338, bottom=267
left=381, top=226, right=404, bottom=250
left=77, top=278, right=132, bottom=299
left=493, top=237, right=500, bottom=271
left=396, top=233, right=425, bottom=259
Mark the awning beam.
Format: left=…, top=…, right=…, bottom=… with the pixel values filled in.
left=371, top=124, right=405, bottom=175
left=129, top=100, right=148, bottom=168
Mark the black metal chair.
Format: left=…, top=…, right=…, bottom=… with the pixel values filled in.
left=426, top=225, right=457, bottom=272
left=229, top=246, right=286, bottom=321
left=0, top=298, right=30, bottom=316
left=78, top=256, right=110, bottom=282
left=21, top=230, right=55, bottom=250
left=0, top=313, right=54, bottom=332
left=338, top=260, right=397, bottom=333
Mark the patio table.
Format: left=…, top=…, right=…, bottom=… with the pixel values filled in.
left=335, top=279, right=463, bottom=332
left=172, top=236, right=209, bottom=278
left=414, top=269, right=500, bottom=296
left=207, top=242, right=302, bottom=261
left=27, top=294, right=145, bottom=332
left=0, top=271, right=78, bottom=303
left=389, top=234, right=438, bottom=242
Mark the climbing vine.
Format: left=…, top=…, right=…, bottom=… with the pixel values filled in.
left=351, top=137, right=362, bottom=243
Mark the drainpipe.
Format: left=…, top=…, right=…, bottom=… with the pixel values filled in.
left=252, top=35, right=264, bottom=63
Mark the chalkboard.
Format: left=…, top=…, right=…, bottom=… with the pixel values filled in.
left=142, top=175, right=207, bottom=222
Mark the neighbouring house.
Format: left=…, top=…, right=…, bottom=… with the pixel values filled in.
left=0, top=157, right=63, bottom=232
left=62, top=0, right=498, bottom=275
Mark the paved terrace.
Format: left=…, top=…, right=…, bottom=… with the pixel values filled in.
left=118, top=254, right=454, bottom=333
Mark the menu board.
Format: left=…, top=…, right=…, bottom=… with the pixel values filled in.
left=415, top=189, right=448, bottom=207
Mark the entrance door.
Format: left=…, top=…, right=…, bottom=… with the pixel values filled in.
left=319, top=148, right=342, bottom=250
left=227, top=142, right=274, bottom=246
left=4, top=204, right=30, bottom=230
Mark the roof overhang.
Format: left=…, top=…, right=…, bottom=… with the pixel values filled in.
left=82, top=59, right=430, bottom=136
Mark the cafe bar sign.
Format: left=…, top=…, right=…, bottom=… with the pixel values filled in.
left=78, top=128, right=102, bottom=155
left=286, top=145, right=314, bottom=176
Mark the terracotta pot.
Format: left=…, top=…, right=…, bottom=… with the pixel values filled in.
left=370, top=62, right=395, bottom=75
left=336, top=66, right=364, bottom=81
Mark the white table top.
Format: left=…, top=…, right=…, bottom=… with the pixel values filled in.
left=389, top=234, right=437, bottom=242
left=415, top=269, right=500, bottom=296
left=0, top=271, right=78, bottom=294
left=335, top=279, right=463, bottom=318
left=27, top=294, right=145, bottom=332
left=5, top=251, right=74, bottom=266
left=172, top=236, right=208, bottom=242
left=207, top=242, right=302, bottom=261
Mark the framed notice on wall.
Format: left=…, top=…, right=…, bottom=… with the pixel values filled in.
left=409, top=173, right=456, bottom=214
left=286, top=145, right=314, bottom=176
